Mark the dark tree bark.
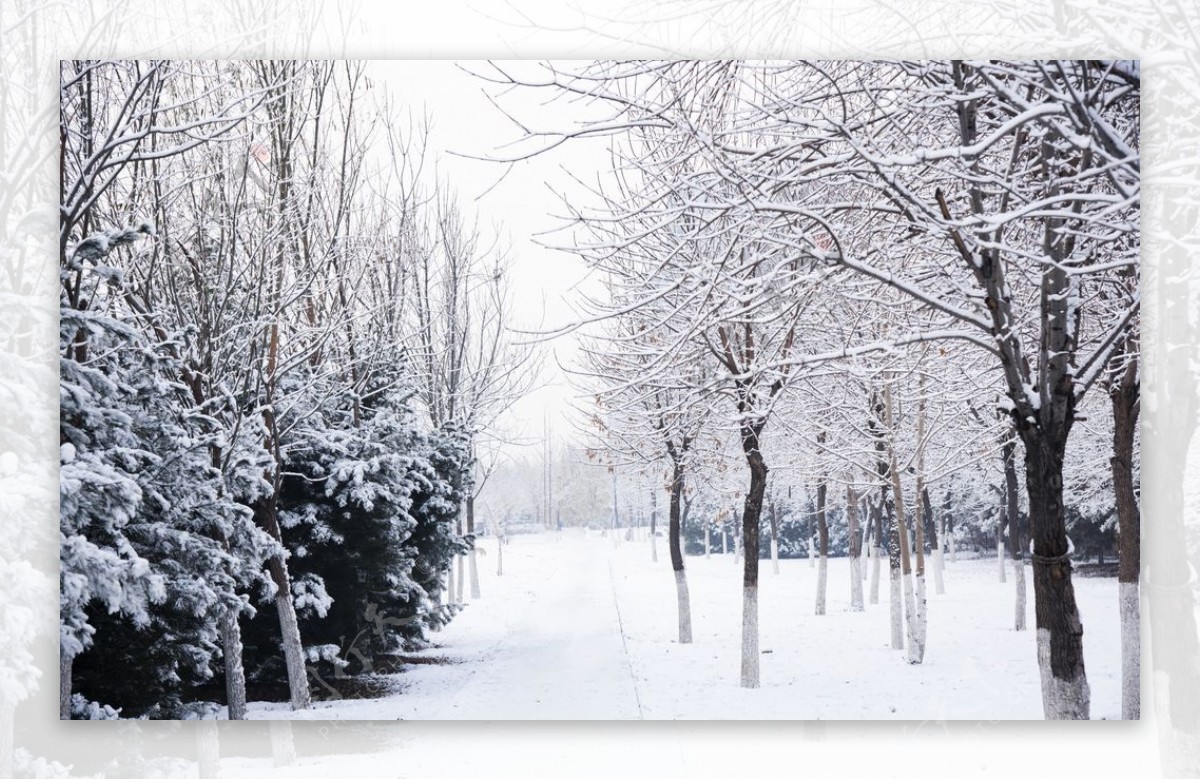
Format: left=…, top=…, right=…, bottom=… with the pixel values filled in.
left=869, top=391, right=902, bottom=649
left=1003, top=437, right=1028, bottom=631
left=738, top=421, right=767, bottom=688
left=940, top=61, right=1095, bottom=716
left=1110, top=350, right=1139, bottom=719
left=467, top=492, right=481, bottom=599
left=666, top=451, right=693, bottom=644
left=254, top=497, right=312, bottom=710
left=59, top=645, right=72, bottom=720
left=815, top=432, right=829, bottom=615
left=869, top=493, right=883, bottom=605
left=1023, top=434, right=1088, bottom=719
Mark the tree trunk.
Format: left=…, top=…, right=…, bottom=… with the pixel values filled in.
left=847, top=484, right=864, bottom=611
left=946, top=499, right=957, bottom=564
left=468, top=493, right=481, bottom=600
left=888, top=529, right=903, bottom=649
left=650, top=486, right=659, bottom=563
left=870, top=498, right=883, bottom=606
left=912, top=388, right=928, bottom=664
left=885, top=383, right=921, bottom=664
left=1111, top=356, right=1140, bottom=720
left=455, top=554, right=465, bottom=605
left=254, top=497, right=312, bottom=710
left=496, top=532, right=504, bottom=576
left=1003, top=438, right=1027, bottom=631
left=668, top=460, right=693, bottom=644
left=674, top=569, right=694, bottom=644
left=611, top=467, right=620, bottom=547
left=738, top=425, right=767, bottom=688
left=740, top=584, right=759, bottom=688
left=454, top=502, right=465, bottom=604
left=734, top=512, right=742, bottom=564
left=705, top=522, right=711, bottom=559
left=267, top=554, right=311, bottom=710
left=861, top=496, right=871, bottom=582
left=913, top=503, right=927, bottom=663
left=932, top=503, right=946, bottom=596
left=885, top=491, right=903, bottom=651
left=815, top=455, right=829, bottom=616
left=1024, top=435, right=1089, bottom=719
left=769, top=497, right=780, bottom=575
left=222, top=608, right=248, bottom=720
left=874, top=390, right=904, bottom=651
left=59, top=643, right=72, bottom=720
left=997, top=480, right=1007, bottom=583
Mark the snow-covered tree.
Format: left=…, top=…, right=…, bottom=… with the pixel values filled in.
left=487, top=59, right=1138, bottom=718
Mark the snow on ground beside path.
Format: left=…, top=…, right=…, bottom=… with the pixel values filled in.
left=612, top=538, right=1121, bottom=720
left=248, top=528, right=1121, bottom=721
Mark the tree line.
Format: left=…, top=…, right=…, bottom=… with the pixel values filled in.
left=59, top=60, right=535, bottom=719
left=487, top=59, right=1140, bottom=720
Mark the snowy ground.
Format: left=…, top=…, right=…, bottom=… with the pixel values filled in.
left=247, top=528, right=1122, bottom=722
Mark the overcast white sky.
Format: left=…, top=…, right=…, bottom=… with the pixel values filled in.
left=369, top=60, right=613, bottom=456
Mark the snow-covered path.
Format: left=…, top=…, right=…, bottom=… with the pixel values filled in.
left=250, top=531, right=643, bottom=720
left=415, top=534, right=642, bottom=719
left=250, top=527, right=1123, bottom=721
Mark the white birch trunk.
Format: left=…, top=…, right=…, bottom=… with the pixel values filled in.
left=734, top=527, right=741, bottom=563
left=651, top=531, right=658, bottom=563
left=901, top=567, right=919, bottom=662
left=447, top=560, right=457, bottom=607
left=998, top=535, right=1007, bottom=583
left=861, top=541, right=870, bottom=581
left=496, top=537, right=504, bottom=576
left=949, top=531, right=957, bottom=563
left=675, top=569, right=693, bottom=644
left=870, top=545, right=882, bottom=605
left=910, top=573, right=927, bottom=664
left=740, top=585, right=760, bottom=688
left=850, top=556, right=864, bottom=611
left=469, top=548, right=481, bottom=599
left=770, top=539, right=779, bottom=575
left=808, top=536, right=816, bottom=568
left=722, top=525, right=728, bottom=556
left=705, top=524, right=711, bottom=559
left=889, top=567, right=903, bottom=650
left=1121, top=581, right=1140, bottom=720
left=1013, top=556, right=1027, bottom=631
left=815, top=554, right=828, bottom=615
left=196, top=720, right=221, bottom=778
left=885, top=383, right=920, bottom=665
left=1037, top=628, right=1091, bottom=719
left=221, top=608, right=248, bottom=720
